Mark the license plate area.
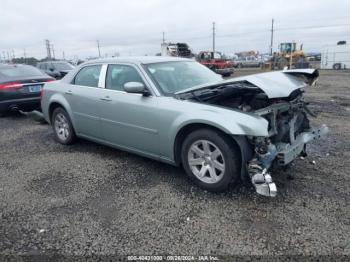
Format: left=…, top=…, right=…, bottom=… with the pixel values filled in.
left=28, top=85, right=42, bottom=93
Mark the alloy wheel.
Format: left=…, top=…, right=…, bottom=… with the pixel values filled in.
left=54, top=113, right=70, bottom=141
left=187, top=140, right=225, bottom=184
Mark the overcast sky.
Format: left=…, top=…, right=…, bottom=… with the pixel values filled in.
left=1, top=0, right=350, bottom=60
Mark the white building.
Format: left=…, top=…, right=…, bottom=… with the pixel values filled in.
left=321, top=43, right=350, bottom=69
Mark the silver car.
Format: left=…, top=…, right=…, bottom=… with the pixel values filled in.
left=41, top=57, right=328, bottom=197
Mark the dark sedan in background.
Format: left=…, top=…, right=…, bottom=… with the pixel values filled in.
left=0, top=64, right=54, bottom=116
left=37, top=61, right=75, bottom=79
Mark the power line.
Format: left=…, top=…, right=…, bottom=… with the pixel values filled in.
left=275, top=23, right=350, bottom=31
left=5, top=20, right=350, bottom=59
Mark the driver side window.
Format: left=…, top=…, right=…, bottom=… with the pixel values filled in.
left=105, top=64, right=144, bottom=91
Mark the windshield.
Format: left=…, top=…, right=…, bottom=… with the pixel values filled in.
left=0, top=65, right=45, bottom=79
left=144, top=61, right=222, bottom=96
left=54, top=62, right=74, bottom=71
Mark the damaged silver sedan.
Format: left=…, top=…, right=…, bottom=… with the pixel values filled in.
left=41, top=57, right=328, bottom=197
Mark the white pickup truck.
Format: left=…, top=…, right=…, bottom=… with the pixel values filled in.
left=234, top=56, right=263, bottom=68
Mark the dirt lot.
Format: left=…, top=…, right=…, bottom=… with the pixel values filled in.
left=0, top=69, right=349, bottom=259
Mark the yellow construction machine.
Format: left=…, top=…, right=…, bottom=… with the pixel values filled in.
left=267, top=42, right=309, bottom=70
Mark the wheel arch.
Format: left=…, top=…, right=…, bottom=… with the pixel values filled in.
left=48, top=99, right=74, bottom=128
left=173, top=123, right=253, bottom=179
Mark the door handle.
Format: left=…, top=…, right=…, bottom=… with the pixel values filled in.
left=100, top=96, right=112, bottom=102
left=65, top=90, right=73, bottom=95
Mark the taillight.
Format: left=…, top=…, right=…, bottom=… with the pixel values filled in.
left=45, top=78, right=55, bottom=82
left=0, top=81, right=23, bottom=90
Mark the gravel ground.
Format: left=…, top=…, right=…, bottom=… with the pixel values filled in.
left=0, top=69, right=349, bottom=259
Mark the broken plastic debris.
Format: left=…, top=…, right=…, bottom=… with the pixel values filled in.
left=39, top=229, right=46, bottom=233
left=186, top=217, right=190, bottom=222
left=311, top=160, right=316, bottom=165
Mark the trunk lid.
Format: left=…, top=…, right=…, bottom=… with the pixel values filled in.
left=0, top=76, right=54, bottom=101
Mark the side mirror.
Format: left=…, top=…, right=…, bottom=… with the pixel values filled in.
left=123, top=82, right=150, bottom=96
left=49, top=67, right=54, bottom=71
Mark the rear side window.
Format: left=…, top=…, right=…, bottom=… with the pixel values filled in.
left=53, top=62, right=74, bottom=71
left=73, top=65, right=102, bottom=87
left=105, top=64, right=144, bottom=91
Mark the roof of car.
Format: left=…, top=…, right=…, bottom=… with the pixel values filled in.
left=0, top=63, right=32, bottom=68
left=83, top=56, right=192, bottom=65
left=38, top=61, right=69, bottom=64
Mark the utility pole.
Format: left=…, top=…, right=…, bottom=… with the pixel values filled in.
left=212, top=22, right=216, bottom=53
left=162, top=32, right=165, bottom=43
left=51, top=44, right=55, bottom=59
left=23, top=48, right=27, bottom=64
left=12, top=50, right=15, bottom=59
left=270, top=18, right=274, bottom=55
left=45, top=39, right=51, bottom=59
left=63, top=51, right=65, bottom=60
left=97, top=40, right=101, bottom=57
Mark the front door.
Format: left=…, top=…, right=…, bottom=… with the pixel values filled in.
left=99, top=64, right=161, bottom=156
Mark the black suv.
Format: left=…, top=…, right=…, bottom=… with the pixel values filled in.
left=37, top=61, right=74, bottom=79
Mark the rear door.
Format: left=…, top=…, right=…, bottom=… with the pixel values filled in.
left=98, top=63, right=161, bottom=156
left=64, top=64, right=106, bottom=139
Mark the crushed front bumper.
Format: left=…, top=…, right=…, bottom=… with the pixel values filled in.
left=248, top=125, right=329, bottom=197
left=276, top=125, right=329, bottom=166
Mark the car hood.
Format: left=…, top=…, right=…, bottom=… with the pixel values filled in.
left=175, top=69, right=319, bottom=98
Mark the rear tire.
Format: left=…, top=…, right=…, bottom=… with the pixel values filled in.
left=52, top=107, right=76, bottom=145
left=333, top=63, right=341, bottom=70
left=181, top=128, right=240, bottom=192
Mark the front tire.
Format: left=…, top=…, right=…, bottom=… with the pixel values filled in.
left=181, top=129, right=240, bottom=192
left=52, top=107, right=76, bottom=145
